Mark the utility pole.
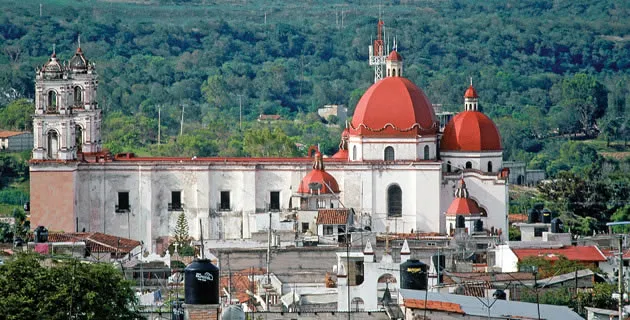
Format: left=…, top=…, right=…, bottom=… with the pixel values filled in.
left=157, top=105, right=161, bottom=146
left=180, top=104, right=185, bottom=136
left=606, top=222, right=629, bottom=319
left=237, top=94, right=243, bottom=131
left=39, top=3, right=42, bottom=17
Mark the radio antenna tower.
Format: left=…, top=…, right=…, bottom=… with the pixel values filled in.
left=368, top=15, right=386, bottom=83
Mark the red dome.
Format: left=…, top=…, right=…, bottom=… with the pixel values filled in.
left=446, top=198, right=481, bottom=216
left=440, top=111, right=502, bottom=152
left=387, top=50, right=402, bottom=61
left=464, top=85, right=478, bottom=98
left=350, top=77, right=438, bottom=137
left=331, top=149, right=348, bottom=159
left=298, top=152, right=340, bottom=194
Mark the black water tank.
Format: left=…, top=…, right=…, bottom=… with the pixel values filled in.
left=527, top=208, right=539, bottom=223
left=551, top=218, right=564, bottom=233
left=542, top=208, right=552, bottom=223
left=431, top=254, right=446, bottom=285
left=456, top=215, right=465, bottom=229
left=34, top=226, right=48, bottom=243
left=474, top=219, right=484, bottom=233
left=400, top=259, right=428, bottom=290
left=184, top=259, right=220, bottom=305
left=493, top=289, right=507, bottom=300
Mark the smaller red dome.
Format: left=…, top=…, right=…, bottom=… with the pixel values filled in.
left=446, top=198, right=481, bottom=216
left=440, top=111, right=502, bottom=152
left=387, top=50, right=402, bottom=61
left=446, top=179, right=481, bottom=216
left=464, top=85, right=478, bottom=99
left=298, top=152, right=340, bottom=194
left=331, top=149, right=348, bottom=159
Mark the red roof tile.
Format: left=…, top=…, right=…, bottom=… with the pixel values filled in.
left=509, top=214, right=528, bottom=223
left=0, top=131, right=27, bottom=138
left=404, top=299, right=465, bottom=314
left=36, top=232, right=141, bottom=255
left=512, top=246, right=606, bottom=262
left=316, top=209, right=350, bottom=225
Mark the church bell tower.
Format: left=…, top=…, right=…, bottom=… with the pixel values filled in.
left=33, top=44, right=101, bottom=160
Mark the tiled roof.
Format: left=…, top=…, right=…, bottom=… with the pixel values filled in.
left=316, top=209, right=350, bottom=225
left=443, top=272, right=535, bottom=285
left=404, top=298, right=465, bottom=314
left=258, top=114, right=281, bottom=120
left=34, top=232, right=141, bottom=255
left=509, top=214, right=528, bottom=223
left=0, top=131, right=27, bottom=138
left=220, top=268, right=267, bottom=304
left=512, top=246, right=606, bottom=262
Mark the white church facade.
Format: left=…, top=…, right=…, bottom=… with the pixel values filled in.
left=29, top=45, right=509, bottom=253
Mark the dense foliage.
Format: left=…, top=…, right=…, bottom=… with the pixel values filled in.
left=0, top=0, right=628, bottom=159
left=0, top=254, right=142, bottom=320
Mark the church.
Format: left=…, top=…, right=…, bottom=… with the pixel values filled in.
left=29, top=42, right=508, bottom=253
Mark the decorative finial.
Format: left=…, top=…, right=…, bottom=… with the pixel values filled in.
left=470, top=77, right=473, bottom=86
left=78, top=34, right=81, bottom=49
left=52, top=44, right=56, bottom=57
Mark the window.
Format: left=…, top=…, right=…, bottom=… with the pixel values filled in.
left=47, top=130, right=59, bottom=159
left=169, top=191, right=182, bottom=211
left=352, top=145, right=357, bottom=161
left=47, top=91, right=57, bottom=112
left=324, top=225, right=334, bottom=235
left=75, top=125, right=83, bottom=153
left=117, top=192, right=130, bottom=212
left=423, top=145, right=430, bottom=160
left=74, top=86, right=82, bottom=106
left=384, top=146, right=395, bottom=161
left=465, top=161, right=472, bottom=169
left=317, top=199, right=326, bottom=209
left=446, top=161, right=452, bottom=173
left=270, top=191, right=280, bottom=211
left=487, top=161, right=493, bottom=172
left=387, top=185, right=402, bottom=217
left=302, top=222, right=309, bottom=233
left=220, top=191, right=230, bottom=210
left=392, top=69, right=396, bottom=77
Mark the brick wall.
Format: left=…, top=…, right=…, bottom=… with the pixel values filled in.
left=184, top=304, right=220, bottom=320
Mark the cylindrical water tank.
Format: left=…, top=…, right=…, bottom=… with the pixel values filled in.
left=527, top=208, right=539, bottom=223
left=184, top=259, right=220, bottom=305
left=431, top=254, right=446, bottom=284
left=551, top=218, right=564, bottom=233
left=171, top=298, right=184, bottom=320
left=34, top=226, right=48, bottom=243
left=400, top=259, right=427, bottom=290
left=542, top=208, right=552, bottom=223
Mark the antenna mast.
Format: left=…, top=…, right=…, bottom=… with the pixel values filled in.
left=368, top=15, right=386, bottom=83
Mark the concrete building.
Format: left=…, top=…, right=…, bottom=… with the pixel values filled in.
left=503, top=161, right=545, bottom=186
left=317, top=104, right=347, bottom=125
left=29, top=46, right=509, bottom=255
left=0, top=131, right=33, bottom=152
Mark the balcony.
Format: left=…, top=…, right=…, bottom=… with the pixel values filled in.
left=216, top=203, right=231, bottom=212
left=168, top=203, right=184, bottom=211
left=115, top=205, right=129, bottom=213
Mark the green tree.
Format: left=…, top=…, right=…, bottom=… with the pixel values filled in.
left=550, top=73, right=608, bottom=136
left=0, top=98, right=33, bottom=131
left=173, top=211, right=189, bottom=248
left=0, top=253, right=141, bottom=319
left=242, top=126, right=299, bottom=157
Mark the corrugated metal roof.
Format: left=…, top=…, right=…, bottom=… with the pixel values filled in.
left=400, top=289, right=584, bottom=320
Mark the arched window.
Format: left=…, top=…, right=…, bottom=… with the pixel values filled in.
left=47, top=130, right=59, bottom=159
left=74, top=86, right=82, bottom=106
left=387, top=69, right=390, bottom=77
left=392, top=69, right=396, bottom=77
left=47, top=91, right=57, bottom=112
left=384, top=146, right=395, bottom=161
left=75, top=125, right=83, bottom=153
left=465, top=161, right=472, bottom=169
left=351, top=297, right=365, bottom=312
left=446, top=161, right=452, bottom=172
left=352, top=145, right=357, bottom=161
left=387, top=185, right=402, bottom=217
left=487, top=161, right=493, bottom=172
left=423, top=145, right=430, bottom=160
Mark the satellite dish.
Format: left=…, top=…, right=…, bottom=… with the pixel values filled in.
left=309, top=182, right=322, bottom=191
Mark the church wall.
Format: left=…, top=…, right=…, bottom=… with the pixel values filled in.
left=30, top=168, right=76, bottom=232
left=441, top=151, right=502, bottom=173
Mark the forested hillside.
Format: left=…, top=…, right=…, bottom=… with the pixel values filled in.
left=0, top=0, right=629, bottom=230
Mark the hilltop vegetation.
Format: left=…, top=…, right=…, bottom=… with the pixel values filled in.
left=0, top=0, right=628, bottom=230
